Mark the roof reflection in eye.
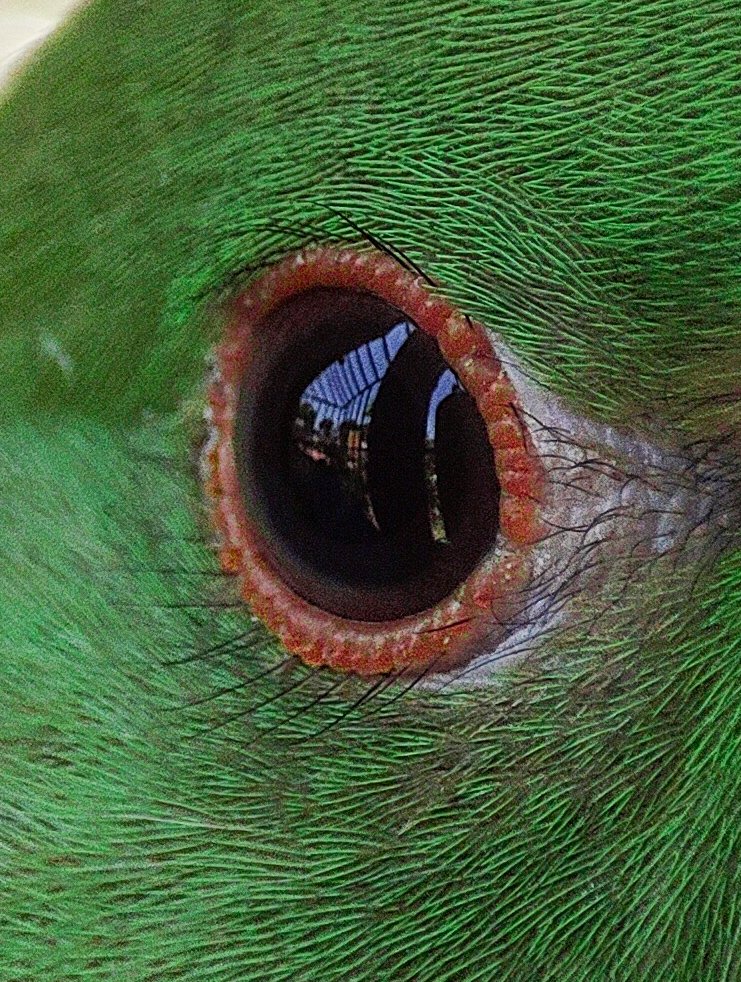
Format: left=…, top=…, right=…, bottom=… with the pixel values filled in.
left=292, top=321, right=463, bottom=546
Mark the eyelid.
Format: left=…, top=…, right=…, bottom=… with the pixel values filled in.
left=200, top=245, right=549, bottom=676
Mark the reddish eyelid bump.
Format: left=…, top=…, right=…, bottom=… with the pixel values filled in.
left=202, top=246, right=548, bottom=675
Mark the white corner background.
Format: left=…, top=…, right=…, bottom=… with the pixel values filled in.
left=1, top=0, right=86, bottom=86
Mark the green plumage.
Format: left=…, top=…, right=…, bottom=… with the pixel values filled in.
left=0, top=1, right=739, bottom=978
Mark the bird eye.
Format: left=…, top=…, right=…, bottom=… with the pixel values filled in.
left=247, top=292, right=501, bottom=621
left=202, top=246, right=547, bottom=675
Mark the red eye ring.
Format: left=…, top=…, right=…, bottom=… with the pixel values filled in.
left=201, top=246, right=547, bottom=676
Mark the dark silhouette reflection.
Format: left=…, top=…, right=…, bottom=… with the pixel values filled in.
left=365, top=328, right=451, bottom=544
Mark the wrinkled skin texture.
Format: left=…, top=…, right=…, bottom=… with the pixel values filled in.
left=1, top=2, right=740, bottom=979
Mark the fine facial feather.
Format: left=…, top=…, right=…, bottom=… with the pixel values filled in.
left=1, top=1, right=739, bottom=979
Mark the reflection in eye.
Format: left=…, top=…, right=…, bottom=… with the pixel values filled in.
left=288, top=320, right=491, bottom=596
left=292, top=319, right=417, bottom=541
left=202, top=246, right=545, bottom=675
left=425, top=368, right=464, bottom=544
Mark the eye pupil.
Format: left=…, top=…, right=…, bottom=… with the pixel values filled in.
left=236, top=287, right=500, bottom=621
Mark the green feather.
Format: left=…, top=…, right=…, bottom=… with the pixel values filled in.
left=1, top=1, right=739, bottom=978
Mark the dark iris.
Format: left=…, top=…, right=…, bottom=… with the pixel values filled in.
left=235, top=288, right=500, bottom=621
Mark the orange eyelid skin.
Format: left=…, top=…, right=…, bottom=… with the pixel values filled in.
left=201, top=245, right=548, bottom=676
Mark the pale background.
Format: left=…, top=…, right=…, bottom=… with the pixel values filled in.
left=1, top=0, right=85, bottom=85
